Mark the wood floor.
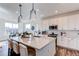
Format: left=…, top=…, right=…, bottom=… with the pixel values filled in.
left=56, top=46, right=79, bottom=56
left=0, top=41, right=79, bottom=56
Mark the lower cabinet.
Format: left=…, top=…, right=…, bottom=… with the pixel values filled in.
left=36, top=39, right=56, bottom=56
left=57, top=36, right=79, bottom=51
left=75, top=38, right=79, bottom=50
left=67, top=38, right=77, bottom=50
left=57, top=36, right=68, bottom=47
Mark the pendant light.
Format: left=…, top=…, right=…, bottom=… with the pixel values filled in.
left=29, top=3, right=36, bottom=19
left=18, top=4, right=23, bottom=23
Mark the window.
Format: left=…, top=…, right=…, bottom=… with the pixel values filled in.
left=25, top=24, right=31, bottom=32
left=5, top=23, right=12, bottom=28
left=25, top=24, right=31, bottom=29
left=13, top=24, right=18, bottom=29
left=5, top=23, right=18, bottom=34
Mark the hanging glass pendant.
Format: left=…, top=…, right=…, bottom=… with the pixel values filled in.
left=18, top=4, right=23, bottom=23
left=18, top=15, right=22, bottom=23
left=29, top=3, right=36, bottom=20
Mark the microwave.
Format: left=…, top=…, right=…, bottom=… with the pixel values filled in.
left=49, top=25, right=58, bottom=30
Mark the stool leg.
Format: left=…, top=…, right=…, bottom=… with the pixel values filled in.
left=11, top=49, right=14, bottom=56
left=8, top=48, right=11, bottom=56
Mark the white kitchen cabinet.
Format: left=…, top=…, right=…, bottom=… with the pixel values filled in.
left=36, top=38, right=56, bottom=56
left=57, top=15, right=79, bottom=30
left=75, top=37, right=79, bottom=50
left=67, top=14, right=79, bottom=30
left=69, top=37, right=79, bottom=50
left=57, top=36, right=77, bottom=50
left=57, top=35, right=68, bottom=47
left=67, top=38, right=77, bottom=50
left=45, top=13, right=79, bottom=31
left=73, top=14, right=79, bottom=30
left=63, top=37, right=70, bottom=47
left=42, top=20, right=49, bottom=31
left=75, top=17, right=79, bottom=30
left=67, top=16, right=74, bottom=30
left=57, top=17, right=69, bottom=30
left=57, top=35, right=62, bottom=46
left=58, top=18, right=63, bottom=30
left=57, top=32, right=79, bottom=51
left=62, top=17, right=68, bottom=30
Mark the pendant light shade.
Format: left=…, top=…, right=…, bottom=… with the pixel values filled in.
left=29, top=3, right=36, bottom=20
left=18, top=4, right=23, bottom=23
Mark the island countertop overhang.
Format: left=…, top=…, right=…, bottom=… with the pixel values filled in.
left=9, top=36, right=56, bottom=50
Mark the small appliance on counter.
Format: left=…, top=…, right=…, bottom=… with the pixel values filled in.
left=48, top=32, right=57, bottom=37
left=34, top=31, right=42, bottom=37
left=21, top=32, right=31, bottom=38
left=42, top=31, right=47, bottom=35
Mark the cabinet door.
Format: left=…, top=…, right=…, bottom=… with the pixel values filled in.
left=62, top=17, right=68, bottom=30
left=57, top=36, right=68, bottom=47
left=67, top=15, right=77, bottom=30
left=57, top=36, right=77, bottom=50
left=70, top=14, right=79, bottom=30
left=68, top=19, right=74, bottom=30
left=58, top=17, right=68, bottom=30
left=61, top=37, right=69, bottom=47
left=76, top=37, right=79, bottom=50
left=42, top=20, right=49, bottom=30
left=58, top=18, right=63, bottom=30
left=67, top=38, right=77, bottom=49
left=57, top=36, right=62, bottom=46
left=36, top=39, right=55, bottom=56
left=75, top=19, right=79, bottom=30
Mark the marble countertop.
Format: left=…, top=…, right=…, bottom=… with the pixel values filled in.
left=10, top=36, right=56, bottom=49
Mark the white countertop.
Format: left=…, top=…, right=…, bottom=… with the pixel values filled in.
left=10, top=36, right=56, bottom=49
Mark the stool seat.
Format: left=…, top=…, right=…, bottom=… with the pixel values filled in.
left=19, top=44, right=28, bottom=56
left=12, top=41, right=20, bottom=55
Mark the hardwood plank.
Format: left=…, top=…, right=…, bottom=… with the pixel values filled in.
left=56, top=46, right=79, bottom=56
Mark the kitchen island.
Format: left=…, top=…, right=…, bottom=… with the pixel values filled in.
left=8, top=35, right=56, bottom=56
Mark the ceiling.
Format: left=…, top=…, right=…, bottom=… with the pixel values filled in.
left=0, top=3, right=79, bottom=21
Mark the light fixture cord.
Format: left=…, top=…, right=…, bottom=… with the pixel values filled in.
left=19, top=4, right=22, bottom=18
left=18, top=4, right=22, bottom=23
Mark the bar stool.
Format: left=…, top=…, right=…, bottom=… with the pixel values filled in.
left=12, top=41, right=20, bottom=56
left=19, top=44, right=28, bottom=56
left=8, top=40, right=13, bottom=56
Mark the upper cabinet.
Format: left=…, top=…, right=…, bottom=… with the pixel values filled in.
left=62, top=17, right=68, bottom=30
left=43, top=14, right=79, bottom=31
left=74, top=14, right=79, bottom=30
left=57, top=17, right=69, bottom=30
left=67, top=14, right=79, bottom=30
left=57, top=14, right=79, bottom=30
left=42, top=19, right=49, bottom=31
left=57, top=16, right=75, bottom=30
left=67, top=16, right=75, bottom=30
left=57, top=17, right=63, bottom=30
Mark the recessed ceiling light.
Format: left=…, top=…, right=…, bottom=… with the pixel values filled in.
left=55, top=10, right=58, bottom=13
